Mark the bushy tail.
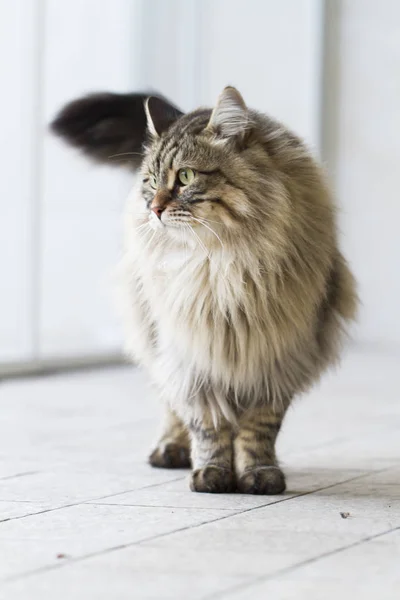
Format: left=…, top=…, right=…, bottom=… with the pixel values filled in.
left=50, top=91, right=178, bottom=170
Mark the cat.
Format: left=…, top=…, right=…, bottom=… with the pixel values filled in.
left=51, top=87, right=358, bottom=494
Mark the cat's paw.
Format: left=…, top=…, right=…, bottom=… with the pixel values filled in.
left=190, top=466, right=235, bottom=493
left=149, top=442, right=191, bottom=469
left=237, top=466, right=286, bottom=495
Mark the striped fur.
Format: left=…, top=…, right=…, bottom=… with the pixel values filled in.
left=53, top=87, right=358, bottom=494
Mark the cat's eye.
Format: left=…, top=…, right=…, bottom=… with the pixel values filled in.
left=178, top=168, right=195, bottom=186
left=149, top=174, right=157, bottom=189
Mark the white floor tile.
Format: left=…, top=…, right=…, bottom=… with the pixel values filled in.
left=0, top=349, right=399, bottom=599
left=221, top=529, right=400, bottom=599
left=0, top=501, right=49, bottom=522
left=0, top=467, right=183, bottom=505
left=1, top=567, right=248, bottom=600
left=0, top=503, right=235, bottom=580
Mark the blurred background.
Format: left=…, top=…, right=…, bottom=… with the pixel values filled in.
left=1, top=0, right=399, bottom=376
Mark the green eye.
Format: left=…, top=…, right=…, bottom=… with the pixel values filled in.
left=178, top=168, right=195, bottom=186
left=149, top=174, right=157, bottom=189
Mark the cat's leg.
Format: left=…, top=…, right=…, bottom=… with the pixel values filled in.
left=234, top=404, right=287, bottom=495
left=149, top=406, right=191, bottom=469
left=189, top=414, right=235, bottom=494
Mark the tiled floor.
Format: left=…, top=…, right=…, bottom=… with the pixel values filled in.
left=0, top=349, right=399, bottom=599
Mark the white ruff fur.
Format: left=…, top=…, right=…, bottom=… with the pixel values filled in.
left=52, top=86, right=356, bottom=438
left=117, top=183, right=315, bottom=427
left=115, top=176, right=350, bottom=424
left=119, top=186, right=265, bottom=423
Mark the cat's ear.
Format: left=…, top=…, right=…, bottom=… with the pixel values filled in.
left=50, top=91, right=180, bottom=170
left=207, top=86, right=249, bottom=139
left=144, top=96, right=184, bottom=138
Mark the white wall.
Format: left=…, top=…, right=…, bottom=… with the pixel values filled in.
left=0, top=1, right=38, bottom=363
left=0, top=0, right=144, bottom=369
left=142, top=0, right=324, bottom=150
left=40, top=0, right=140, bottom=359
left=1, top=0, right=324, bottom=371
left=2, top=0, right=399, bottom=371
left=197, top=0, right=323, bottom=150
left=323, top=0, right=400, bottom=346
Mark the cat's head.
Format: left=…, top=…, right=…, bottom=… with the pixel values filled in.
left=52, top=87, right=279, bottom=242
left=141, top=87, right=263, bottom=237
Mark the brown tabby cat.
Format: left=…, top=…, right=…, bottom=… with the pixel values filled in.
left=52, top=87, right=357, bottom=494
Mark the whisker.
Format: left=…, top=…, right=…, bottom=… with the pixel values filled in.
left=183, top=224, right=191, bottom=265
left=108, top=151, right=143, bottom=159
left=193, top=217, right=222, bottom=225
left=143, top=229, right=157, bottom=250
left=180, top=225, right=188, bottom=265
left=192, top=217, right=224, bottom=249
left=141, top=229, right=154, bottom=242
left=134, top=222, right=150, bottom=232
left=137, top=222, right=156, bottom=242
left=187, top=224, right=209, bottom=258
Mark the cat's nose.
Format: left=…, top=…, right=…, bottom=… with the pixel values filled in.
left=151, top=190, right=170, bottom=219
left=151, top=206, right=165, bottom=220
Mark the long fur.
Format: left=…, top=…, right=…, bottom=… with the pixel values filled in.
left=51, top=87, right=358, bottom=493
left=116, top=104, right=358, bottom=427
left=50, top=91, right=180, bottom=169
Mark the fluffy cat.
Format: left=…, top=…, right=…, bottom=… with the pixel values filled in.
left=52, top=87, right=357, bottom=494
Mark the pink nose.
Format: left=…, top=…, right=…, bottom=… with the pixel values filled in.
left=152, top=206, right=165, bottom=220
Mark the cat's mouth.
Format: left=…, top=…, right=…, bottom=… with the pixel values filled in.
left=149, top=212, right=165, bottom=230
left=149, top=209, right=193, bottom=230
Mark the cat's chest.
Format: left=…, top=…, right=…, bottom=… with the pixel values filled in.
left=156, top=248, right=190, bottom=273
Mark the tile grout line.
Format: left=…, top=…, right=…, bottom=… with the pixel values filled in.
left=203, top=524, right=400, bottom=600
left=2, top=466, right=394, bottom=583
left=0, top=471, right=40, bottom=482
left=0, top=476, right=185, bottom=525
left=83, top=461, right=398, bottom=512
left=87, top=502, right=237, bottom=511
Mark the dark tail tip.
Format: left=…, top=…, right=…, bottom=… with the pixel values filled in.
left=50, top=92, right=152, bottom=169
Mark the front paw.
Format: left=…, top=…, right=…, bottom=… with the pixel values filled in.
left=190, top=466, right=235, bottom=493
left=149, top=442, right=191, bottom=469
left=237, top=466, right=286, bottom=495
